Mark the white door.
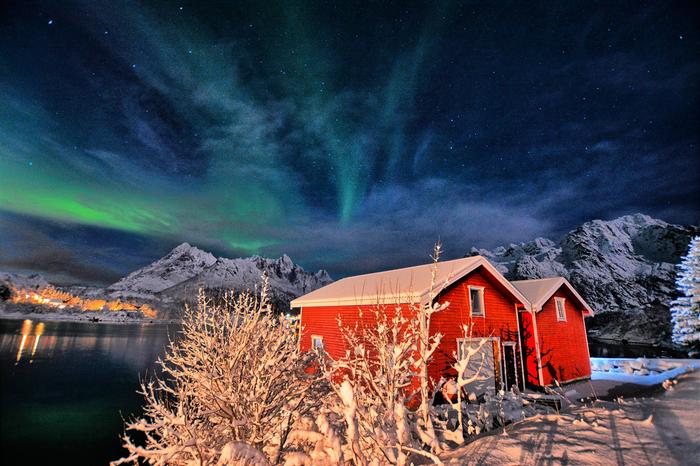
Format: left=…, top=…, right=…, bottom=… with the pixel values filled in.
left=458, top=338, right=497, bottom=396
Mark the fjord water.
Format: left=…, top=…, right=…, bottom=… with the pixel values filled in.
left=0, top=319, right=176, bottom=465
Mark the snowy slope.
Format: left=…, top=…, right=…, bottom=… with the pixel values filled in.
left=0, top=271, right=49, bottom=290
left=108, top=243, right=332, bottom=311
left=108, top=243, right=217, bottom=297
left=471, top=214, right=699, bottom=345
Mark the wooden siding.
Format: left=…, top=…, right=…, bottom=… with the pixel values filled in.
left=432, top=268, right=522, bottom=387
left=300, top=266, right=524, bottom=391
left=299, top=303, right=414, bottom=358
left=535, top=286, right=592, bottom=385
left=518, top=310, right=541, bottom=386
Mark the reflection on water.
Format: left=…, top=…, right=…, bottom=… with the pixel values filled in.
left=13, top=320, right=45, bottom=364
left=1, top=319, right=177, bottom=465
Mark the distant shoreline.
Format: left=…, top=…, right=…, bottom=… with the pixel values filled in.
left=0, top=308, right=178, bottom=325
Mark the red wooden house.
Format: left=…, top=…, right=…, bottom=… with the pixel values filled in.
left=511, top=277, right=594, bottom=387
left=291, top=257, right=594, bottom=393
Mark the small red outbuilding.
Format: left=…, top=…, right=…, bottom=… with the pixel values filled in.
left=512, top=277, right=594, bottom=387
left=292, top=257, right=594, bottom=392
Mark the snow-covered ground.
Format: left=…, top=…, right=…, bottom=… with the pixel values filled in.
left=591, top=357, right=700, bottom=385
left=441, top=361, right=700, bottom=465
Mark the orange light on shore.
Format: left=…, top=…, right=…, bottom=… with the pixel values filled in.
left=9, top=286, right=158, bottom=318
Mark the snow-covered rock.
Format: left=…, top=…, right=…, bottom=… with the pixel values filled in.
left=108, top=242, right=217, bottom=297
left=471, top=214, right=699, bottom=345
left=0, top=271, right=49, bottom=291
left=108, top=243, right=332, bottom=312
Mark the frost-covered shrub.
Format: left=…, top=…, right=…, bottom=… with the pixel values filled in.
left=317, top=305, right=440, bottom=465
left=112, top=279, right=327, bottom=466
left=433, top=388, right=539, bottom=442
left=308, top=244, right=448, bottom=465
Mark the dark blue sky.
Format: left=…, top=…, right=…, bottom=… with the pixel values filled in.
left=0, top=0, right=698, bottom=284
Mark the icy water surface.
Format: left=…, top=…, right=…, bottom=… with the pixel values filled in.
left=0, top=318, right=177, bottom=465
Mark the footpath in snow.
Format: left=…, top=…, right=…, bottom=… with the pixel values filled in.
left=441, top=362, right=700, bottom=466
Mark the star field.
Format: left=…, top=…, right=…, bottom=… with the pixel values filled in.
left=0, top=0, right=698, bottom=284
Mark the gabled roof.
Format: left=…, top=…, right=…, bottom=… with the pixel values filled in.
left=291, top=256, right=530, bottom=308
left=510, top=277, right=594, bottom=316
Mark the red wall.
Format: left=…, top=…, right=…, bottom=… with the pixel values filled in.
left=534, top=286, right=591, bottom=385
left=431, top=269, right=521, bottom=385
left=299, top=266, right=523, bottom=390
left=299, top=303, right=414, bottom=358
left=519, top=311, right=541, bottom=386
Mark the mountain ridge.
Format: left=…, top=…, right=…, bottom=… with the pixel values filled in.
left=107, top=243, right=333, bottom=312
left=471, top=213, right=699, bottom=345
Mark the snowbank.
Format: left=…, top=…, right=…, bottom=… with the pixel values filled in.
left=441, top=369, right=700, bottom=465
left=591, top=357, right=700, bottom=385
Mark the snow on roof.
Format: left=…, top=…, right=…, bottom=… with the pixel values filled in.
left=291, top=256, right=530, bottom=308
left=511, top=277, right=594, bottom=315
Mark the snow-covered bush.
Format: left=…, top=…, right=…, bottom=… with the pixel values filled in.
left=307, top=244, right=448, bottom=465
left=112, top=278, right=327, bottom=465
left=443, top=323, right=491, bottom=444
left=670, top=236, right=700, bottom=350
left=317, top=303, right=443, bottom=465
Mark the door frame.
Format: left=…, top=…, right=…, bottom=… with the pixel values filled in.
left=501, top=341, right=522, bottom=391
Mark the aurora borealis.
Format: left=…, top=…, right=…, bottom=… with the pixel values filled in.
left=1, top=1, right=698, bottom=284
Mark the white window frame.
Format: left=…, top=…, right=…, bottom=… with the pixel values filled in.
left=311, top=335, right=324, bottom=351
left=555, top=297, right=567, bottom=322
left=468, top=286, right=486, bottom=317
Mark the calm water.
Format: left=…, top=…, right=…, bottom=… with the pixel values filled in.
left=0, top=319, right=177, bottom=465
left=588, top=339, right=688, bottom=358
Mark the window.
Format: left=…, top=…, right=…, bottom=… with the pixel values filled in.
left=555, top=298, right=566, bottom=321
left=469, top=286, right=485, bottom=317
left=311, top=335, right=324, bottom=351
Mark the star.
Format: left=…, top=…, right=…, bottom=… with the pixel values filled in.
left=48, top=19, right=53, bottom=25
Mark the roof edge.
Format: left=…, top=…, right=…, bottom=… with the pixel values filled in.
left=292, top=256, right=532, bottom=309
left=521, top=277, right=595, bottom=316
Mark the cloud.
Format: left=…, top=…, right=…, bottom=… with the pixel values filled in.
left=0, top=212, right=158, bottom=285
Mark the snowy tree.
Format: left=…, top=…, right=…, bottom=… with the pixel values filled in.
left=447, top=323, right=491, bottom=444
left=413, top=243, right=448, bottom=454
left=312, top=303, right=441, bottom=465
left=670, top=236, right=700, bottom=350
left=111, top=277, right=327, bottom=466
left=301, top=243, right=449, bottom=465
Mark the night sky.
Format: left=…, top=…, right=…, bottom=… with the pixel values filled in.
left=1, top=1, right=698, bottom=285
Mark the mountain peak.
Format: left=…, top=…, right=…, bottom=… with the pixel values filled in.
left=107, top=244, right=332, bottom=310
left=170, top=242, right=193, bottom=253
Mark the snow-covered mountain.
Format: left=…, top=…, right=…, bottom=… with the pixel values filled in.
left=471, top=214, right=699, bottom=345
left=108, top=243, right=332, bottom=312
left=0, top=271, right=49, bottom=291
left=108, top=243, right=218, bottom=298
